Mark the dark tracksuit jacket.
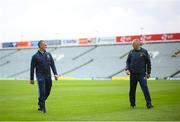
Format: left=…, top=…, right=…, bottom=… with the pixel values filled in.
left=30, top=50, right=57, bottom=80
left=30, top=50, right=57, bottom=108
left=126, top=47, right=152, bottom=106
left=126, top=47, right=151, bottom=75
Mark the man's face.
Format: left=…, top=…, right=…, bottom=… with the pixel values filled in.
left=40, top=41, right=47, bottom=51
left=132, top=43, right=140, bottom=50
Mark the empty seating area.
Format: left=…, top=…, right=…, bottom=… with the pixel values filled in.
left=0, top=42, right=179, bottom=80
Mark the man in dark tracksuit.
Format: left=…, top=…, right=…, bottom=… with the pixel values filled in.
left=30, top=40, right=58, bottom=113
left=126, top=40, right=153, bottom=109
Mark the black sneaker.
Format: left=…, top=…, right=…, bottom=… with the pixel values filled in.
left=38, top=107, right=42, bottom=111
left=130, top=106, right=136, bottom=109
left=42, top=107, right=46, bottom=113
left=38, top=107, right=46, bottom=113
left=38, top=105, right=42, bottom=111
left=147, top=104, right=154, bottom=109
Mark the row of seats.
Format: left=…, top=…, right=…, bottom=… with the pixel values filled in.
left=0, top=42, right=179, bottom=79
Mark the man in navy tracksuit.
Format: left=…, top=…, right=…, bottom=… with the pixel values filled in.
left=30, top=40, right=58, bottom=113
left=126, top=39, right=153, bottom=109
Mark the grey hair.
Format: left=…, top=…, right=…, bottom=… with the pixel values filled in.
left=132, top=39, right=143, bottom=46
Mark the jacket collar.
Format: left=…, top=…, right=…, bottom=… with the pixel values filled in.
left=38, top=50, right=46, bottom=54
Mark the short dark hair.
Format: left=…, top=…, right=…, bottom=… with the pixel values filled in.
left=38, top=40, right=45, bottom=48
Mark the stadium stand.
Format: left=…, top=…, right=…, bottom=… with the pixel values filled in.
left=0, top=49, right=20, bottom=60
left=168, top=70, right=180, bottom=78
left=0, top=41, right=179, bottom=80
left=171, top=50, right=180, bottom=57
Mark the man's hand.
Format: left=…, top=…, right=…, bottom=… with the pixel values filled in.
left=126, top=70, right=130, bottom=75
left=146, top=74, right=150, bottom=79
left=30, top=80, right=34, bottom=84
left=54, top=75, right=59, bottom=80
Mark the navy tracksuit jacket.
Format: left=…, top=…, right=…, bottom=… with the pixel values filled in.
left=30, top=50, right=57, bottom=108
left=126, top=47, right=152, bottom=106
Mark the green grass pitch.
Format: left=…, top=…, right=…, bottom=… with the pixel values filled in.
left=0, top=79, right=180, bottom=121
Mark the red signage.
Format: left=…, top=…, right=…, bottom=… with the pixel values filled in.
left=116, top=33, right=180, bottom=43
left=79, top=38, right=96, bottom=45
